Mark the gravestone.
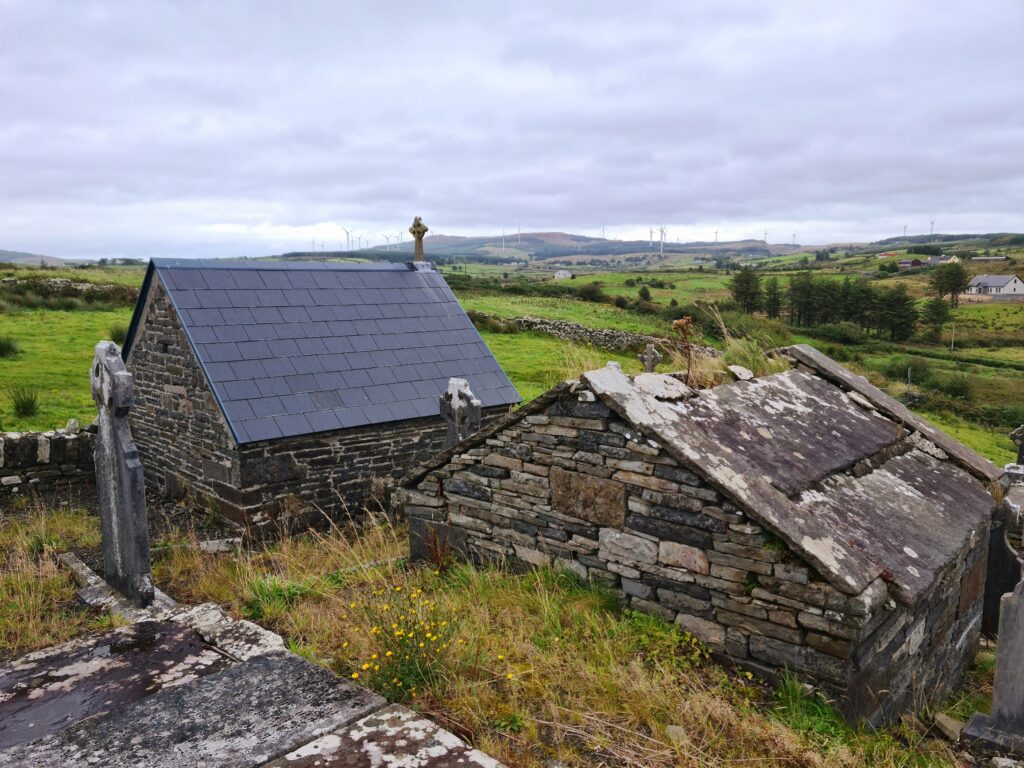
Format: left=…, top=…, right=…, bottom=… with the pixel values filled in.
left=638, top=343, right=662, bottom=373
left=439, top=378, right=481, bottom=449
left=91, top=341, right=154, bottom=608
left=409, top=216, right=429, bottom=261
left=964, top=577, right=1024, bottom=757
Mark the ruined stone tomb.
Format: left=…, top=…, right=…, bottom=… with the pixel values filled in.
left=399, top=344, right=1009, bottom=724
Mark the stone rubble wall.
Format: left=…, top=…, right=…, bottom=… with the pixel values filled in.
left=398, top=386, right=988, bottom=724
left=0, top=426, right=96, bottom=505
left=471, top=312, right=719, bottom=357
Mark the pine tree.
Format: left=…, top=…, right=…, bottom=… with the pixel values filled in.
left=729, top=267, right=761, bottom=313
left=763, top=276, right=783, bottom=319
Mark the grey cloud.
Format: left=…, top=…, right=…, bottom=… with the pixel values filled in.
left=0, top=0, right=1021, bottom=258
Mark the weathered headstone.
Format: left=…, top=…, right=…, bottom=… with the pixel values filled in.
left=439, top=377, right=481, bottom=449
left=91, top=341, right=154, bottom=608
left=637, top=343, right=662, bottom=373
left=965, top=577, right=1024, bottom=757
left=1011, top=425, right=1024, bottom=466
left=409, top=216, right=429, bottom=261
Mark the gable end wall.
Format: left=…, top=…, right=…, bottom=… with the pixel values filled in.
left=398, top=386, right=989, bottom=724
left=126, top=276, right=242, bottom=507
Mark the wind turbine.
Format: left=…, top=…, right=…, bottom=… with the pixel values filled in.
left=792, top=232, right=796, bottom=246
left=383, top=234, right=392, bottom=250
left=763, top=228, right=768, bottom=243
left=658, top=226, right=666, bottom=256
left=649, top=227, right=654, bottom=249
left=903, top=224, right=907, bottom=238
left=930, top=220, right=935, bottom=236
left=396, top=232, right=403, bottom=250
left=714, top=228, right=719, bottom=244
left=342, top=227, right=354, bottom=252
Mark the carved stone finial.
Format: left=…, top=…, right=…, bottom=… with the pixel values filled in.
left=409, top=216, right=429, bottom=261
left=439, top=377, right=481, bottom=449
left=638, top=343, right=663, bottom=373
left=91, top=341, right=154, bottom=608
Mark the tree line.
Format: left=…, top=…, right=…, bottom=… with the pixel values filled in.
left=729, top=268, right=950, bottom=342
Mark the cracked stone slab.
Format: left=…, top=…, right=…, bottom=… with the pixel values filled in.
left=261, top=704, right=506, bottom=767
left=0, top=620, right=231, bottom=750
left=0, top=652, right=385, bottom=767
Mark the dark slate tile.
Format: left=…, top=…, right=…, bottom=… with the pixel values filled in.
left=280, top=393, right=314, bottom=413
left=173, top=290, right=201, bottom=309
left=220, top=307, right=256, bottom=325
left=232, top=421, right=250, bottom=443
left=222, top=380, right=261, bottom=399
left=291, top=356, right=325, bottom=375
left=296, top=338, right=329, bottom=355
left=413, top=379, right=443, bottom=398
left=257, top=271, right=291, bottom=289
left=204, top=362, right=237, bottom=382
left=165, top=269, right=207, bottom=289
left=306, top=321, right=331, bottom=337
left=279, top=306, right=311, bottom=323
left=367, top=367, right=397, bottom=386
left=257, top=289, right=287, bottom=307
left=243, top=417, right=282, bottom=442
left=261, top=356, right=298, bottom=378
left=339, top=388, right=370, bottom=408
left=273, top=413, right=311, bottom=437
left=308, top=289, right=337, bottom=305
left=268, top=338, right=301, bottom=357
left=332, top=305, right=362, bottom=321
left=393, top=348, right=420, bottom=365
left=415, top=361, right=442, bottom=379
left=200, top=342, right=242, bottom=363
left=314, top=371, right=346, bottom=389
left=245, top=324, right=279, bottom=341
left=227, top=289, right=260, bottom=307
left=334, top=407, right=370, bottom=429
left=327, top=320, right=357, bottom=337
left=284, top=373, right=318, bottom=392
left=319, top=353, right=352, bottom=372
left=364, top=384, right=393, bottom=405
left=236, top=340, right=272, bottom=359
left=189, top=327, right=218, bottom=343
left=360, top=403, right=393, bottom=424
left=255, top=377, right=291, bottom=397
left=231, top=270, right=267, bottom=290
left=356, top=304, right=384, bottom=320
left=200, top=270, right=238, bottom=289
left=322, top=336, right=354, bottom=354
left=283, top=288, right=315, bottom=305
left=388, top=399, right=421, bottom=422
left=342, top=369, right=373, bottom=388
left=223, top=400, right=255, bottom=421
left=306, top=409, right=343, bottom=433
left=391, top=364, right=420, bottom=383
left=286, top=271, right=320, bottom=289
left=194, top=289, right=230, bottom=308
left=370, top=349, right=398, bottom=366
left=349, top=335, right=379, bottom=353
left=260, top=306, right=285, bottom=324
left=310, top=390, right=344, bottom=409
left=346, top=351, right=374, bottom=369
left=388, top=382, right=418, bottom=401
left=230, top=360, right=266, bottom=380
left=333, top=289, right=365, bottom=306
left=409, top=396, right=436, bottom=416
left=307, top=305, right=336, bottom=322
left=250, top=396, right=286, bottom=417
left=189, top=308, right=225, bottom=325
left=214, top=325, right=250, bottom=343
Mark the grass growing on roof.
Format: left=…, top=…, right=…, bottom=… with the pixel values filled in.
left=152, top=519, right=964, bottom=767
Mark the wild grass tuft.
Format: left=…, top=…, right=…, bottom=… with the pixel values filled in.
left=8, top=385, right=39, bottom=417
left=108, top=323, right=129, bottom=345
left=0, top=335, right=20, bottom=358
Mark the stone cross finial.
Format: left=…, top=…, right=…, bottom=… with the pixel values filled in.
left=91, top=341, right=154, bottom=608
left=439, top=378, right=481, bottom=449
left=1011, top=424, right=1024, bottom=465
left=638, top=343, right=663, bottom=373
left=409, top=216, right=429, bottom=261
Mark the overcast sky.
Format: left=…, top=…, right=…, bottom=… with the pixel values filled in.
left=1, top=1, right=1022, bottom=259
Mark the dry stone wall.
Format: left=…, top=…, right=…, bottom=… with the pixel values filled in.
left=0, top=425, right=96, bottom=506
left=399, top=385, right=989, bottom=724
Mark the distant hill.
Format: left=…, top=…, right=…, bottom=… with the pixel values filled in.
left=0, top=249, right=65, bottom=267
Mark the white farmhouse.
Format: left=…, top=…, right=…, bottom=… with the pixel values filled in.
left=966, top=274, right=1024, bottom=295
left=553, top=269, right=573, bottom=279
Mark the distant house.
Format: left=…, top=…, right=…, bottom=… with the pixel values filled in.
left=553, top=269, right=573, bottom=279
left=123, top=259, right=520, bottom=527
left=966, top=274, right=1024, bottom=295
left=877, top=251, right=901, bottom=258
left=924, top=255, right=961, bottom=266
left=972, top=255, right=1009, bottom=262
left=898, top=258, right=923, bottom=270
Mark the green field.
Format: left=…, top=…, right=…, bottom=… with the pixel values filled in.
left=460, top=293, right=672, bottom=335
left=0, top=308, right=133, bottom=430
left=0, top=263, right=146, bottom=287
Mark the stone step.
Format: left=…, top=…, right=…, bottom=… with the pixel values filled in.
left=0, top=651, right=385, bottom=767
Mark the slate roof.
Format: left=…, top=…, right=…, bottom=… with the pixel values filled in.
left=968, top=274, right=1019, bottom=288
left=124, top=259, right=520, bottom=444
left=405, top=345, right=1000, bottom=603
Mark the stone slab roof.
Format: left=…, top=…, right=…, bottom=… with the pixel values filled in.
left=123, top=259, right=520, bottom=444
left=404, top=344, right=999, bottom=602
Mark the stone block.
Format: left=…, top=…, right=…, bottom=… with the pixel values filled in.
left=658, top=541, right=709, bottom=574
left=598, top=528, right=657, bottom=565
left=550, top=466, right=625, bottom=527
left=675, top=613, right=726, bottom=649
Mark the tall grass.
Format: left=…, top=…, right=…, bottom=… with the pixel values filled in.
left=8, top=385, right=39, bottom=417
left=108, top=323, right=129, bottom=345
left=0, top=335, right=19, bottom=358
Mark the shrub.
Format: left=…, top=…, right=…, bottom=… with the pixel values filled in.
left=574, top=283, right=605, bottom=303
left=926, top=373, right=974, bottom=402
left=8, top=386, right=40, bottom=418
left=637, top=286, right=652, bottom=302
left=613, top=295, right=629, bottom=309
left=109, top=323, right=129, bottom=345
left=0, top=336, right=19, bottom=358
left=814, top=322, right=864, bottom=345
left=880, top=355, right=932, bottom=385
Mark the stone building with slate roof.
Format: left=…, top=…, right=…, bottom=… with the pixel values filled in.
left=399, top=345, right=1009, bottom=723
left=122, top=259, right=519, bottom=526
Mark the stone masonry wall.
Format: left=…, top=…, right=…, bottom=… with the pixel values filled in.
left=235, top=407, right=508, bottom=528
left=126, top=277, right=242, bottom=509
left=0, top=426, right=96, bottom=507
left=399, top=386, right=989, bottom=723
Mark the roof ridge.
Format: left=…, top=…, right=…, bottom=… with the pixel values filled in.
left=150, top=258, right=428, bottom=272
